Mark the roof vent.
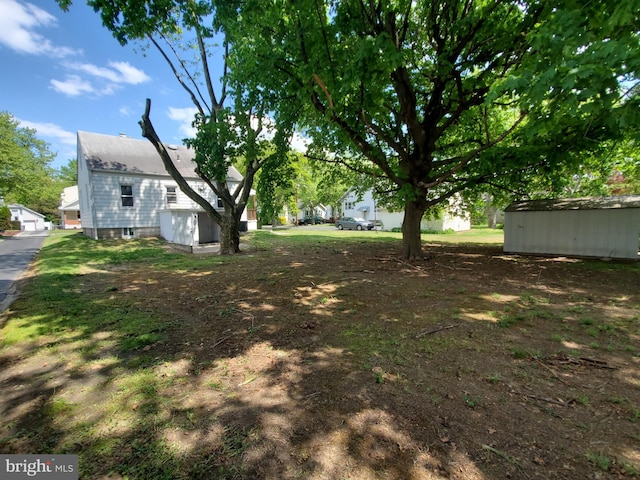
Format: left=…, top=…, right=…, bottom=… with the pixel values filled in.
left=119, top=133, right=127, bottom=138
left=167, top=144, right=178, bottom=150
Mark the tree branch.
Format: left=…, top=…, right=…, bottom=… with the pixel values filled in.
left=148, top=33, right=208, bottom=116
left=139, top=99, right=221, bottom=222
left=421, top=110, right=527, bottom=189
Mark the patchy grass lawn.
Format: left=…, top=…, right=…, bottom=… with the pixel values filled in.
left=1, top=229, right=639, bottom=479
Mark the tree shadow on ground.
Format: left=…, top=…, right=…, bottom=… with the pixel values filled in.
left=1, top=235, right=639, bottom=479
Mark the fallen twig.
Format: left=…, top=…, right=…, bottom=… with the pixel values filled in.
left=482, top=444, right=522, bottom=469
left=522, top=393, right=568, bottom=407
left=396, top=258, right=425, bottom=271
left=211, top=336, right=230, bottom=349
left=577, top=357, right=616, bottom=369
left=546, top=354, right=616, bottom=370
left=416, top=323, right=461, bottom=339
left=434, top=262, right=455, bottom=270
left=528, top=352, right=570, bottom=385
left=211, top=329, right=231, bottom=349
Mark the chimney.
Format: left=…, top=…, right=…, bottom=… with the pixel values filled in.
left=119, top=133, right=127, bottom=138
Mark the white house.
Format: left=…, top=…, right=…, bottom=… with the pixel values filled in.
left=58, top=185, right=81, bottom=229
left=77, top=131, right=257, bottom=246
left=504, top=195, right=640, bottom=259
left=8, top=204, right=48, bottom=231
left=339, top=189, right=470, bottom=231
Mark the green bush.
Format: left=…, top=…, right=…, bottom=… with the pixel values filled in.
left=0, top=206, right=11, bottom=230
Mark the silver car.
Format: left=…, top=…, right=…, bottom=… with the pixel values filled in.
left=335, top=217, right=374, bottom=230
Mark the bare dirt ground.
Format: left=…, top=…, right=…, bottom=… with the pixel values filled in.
left=1, top=238, right=640, bottom=479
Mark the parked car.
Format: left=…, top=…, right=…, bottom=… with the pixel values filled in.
left=335, top=217, right=375, bottom=230
left=298, top=215, right=324, bottom=225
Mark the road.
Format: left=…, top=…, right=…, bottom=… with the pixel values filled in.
left=0, top=230, right=49, bottom=313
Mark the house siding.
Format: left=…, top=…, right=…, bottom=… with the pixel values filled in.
left=77, top=145, right=94, bottom=231
left=90, top=173, right=163, bottom=228
left=504, top=197, right=640, bottom=259
left=77, top=131, right=253, bottom=244
left=94, top=226, right=161, bottom=240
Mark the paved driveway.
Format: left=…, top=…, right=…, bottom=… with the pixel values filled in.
left=0, top=230, right=49, bottom=313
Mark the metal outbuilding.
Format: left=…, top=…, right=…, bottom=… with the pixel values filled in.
left=504, top=195, right=640, bottom=260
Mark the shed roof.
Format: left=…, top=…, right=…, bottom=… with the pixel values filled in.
left=8, top=204, right=46, bottom=219
left=77, top=131, right=243, bottom=181
left=506, top=195, right=640, bottom=212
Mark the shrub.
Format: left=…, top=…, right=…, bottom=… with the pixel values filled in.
left=0, top=205, right=10, bottom=230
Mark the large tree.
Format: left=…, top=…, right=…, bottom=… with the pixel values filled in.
left=232, top=0, right=640, bottom=259
left=0, top=112, right=56, bottom=207
left=58, top=0, right=292, bottom=254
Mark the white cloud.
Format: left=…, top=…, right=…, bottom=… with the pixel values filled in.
left=51, top=62, right=150, bottom=97
left=0, top=0, right=80, bottom=57
left=66, top=61, right=150, bottom=85
left=52, top=61, right=151, bottom=97
left=50, top=75, right=96, bottom=96
left=109, top=61, right=151, bottom=84
left=119, top=106, right=133, bottom=116
left=18, top=119, right=77, bottom=165
left=18, top=119, right=76, bottom=146
left=167, top=106, right=198, bottom=138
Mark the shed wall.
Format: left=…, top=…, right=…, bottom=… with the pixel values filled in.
left=504, top=209, right=640, bottom=259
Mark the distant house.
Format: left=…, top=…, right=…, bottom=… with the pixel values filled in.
left=339, top=189, right=470, bottom=231
left=8, top=204, right=48, bottom=231
left=77, top=131, right=257, bottom=247
left=504, top=195, right=640, bottom=259
left=58, top=185, right=81, bottom=229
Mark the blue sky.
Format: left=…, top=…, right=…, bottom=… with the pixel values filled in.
left=0, top=0, right=211, bottom=170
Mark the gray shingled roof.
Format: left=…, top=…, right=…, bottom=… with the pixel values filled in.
left=506, top=195, right=640, bottom=212
left=77, top=131, right=243, bottom=181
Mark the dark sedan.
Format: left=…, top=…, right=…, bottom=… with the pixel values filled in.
left=335, top=217, right=374, bottom=230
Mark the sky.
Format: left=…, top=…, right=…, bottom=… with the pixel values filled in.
left=0, top=0, right=228, bottom=170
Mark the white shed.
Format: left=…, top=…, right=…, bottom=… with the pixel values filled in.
left=8, top=204, right=48, bottom=231
left=504, top=195, right=640, bottom=260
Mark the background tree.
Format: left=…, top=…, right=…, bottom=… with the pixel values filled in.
left=315, top=163, right=350, bottom=221
left=292, top=156, right=317, bottom=222
left=255, top=146, right=295, bottom=226
left=0, top=205, right=11, bottom=231
left=58, top=0, right=292, bottom=254
left=0, top=112, right=56, bottom=204
left=233, top=0, right=640, bottom=259
left=57, top=158, right=78, bottom=185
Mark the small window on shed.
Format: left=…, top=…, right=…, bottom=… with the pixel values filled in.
left=120, top=185, right=134, bottom=207
left=166, top=186, right=177, bottom=204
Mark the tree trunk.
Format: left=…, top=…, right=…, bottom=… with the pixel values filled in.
left=486, top=206, right=498, bottom=229
left=218, top=209, right=241, bottom=255
left=401, top=198, right=428, bottom=260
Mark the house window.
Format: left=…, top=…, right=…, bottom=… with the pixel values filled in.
left=122, top=227, right=134, bottom=238
left=166, top=186, right=177, bottom=204
left=120, top=185, right=134, bottom=207
left=217, top=197, right=224, bottom=208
